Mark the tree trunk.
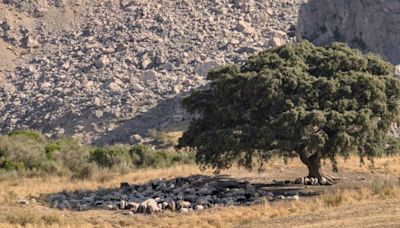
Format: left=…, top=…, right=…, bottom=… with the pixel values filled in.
left=298, top=152, right=332, bottom=185
left=305, top=153, right=323, bottom=180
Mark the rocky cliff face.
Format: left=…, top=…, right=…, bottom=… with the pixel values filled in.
left=297, top=0, right=400, bottom=64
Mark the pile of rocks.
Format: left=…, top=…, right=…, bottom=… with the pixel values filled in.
left=2, top=0, right=65, bottom=17
left=46, top=176, right=304, bottom=214
left=0, top=0, right=305, bottom=144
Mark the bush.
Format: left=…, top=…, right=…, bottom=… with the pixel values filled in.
left=0, top=160, right=25, bottom=171
left=44, top=142, right=62, bottom=160
left=129, top=145, right=194, bottom=168
left=148, top=128, right=176, bottom=147
left=8, top=130, right=45, bottom=143
left=0, top=135, right=46, bottom=170
left=130, top=145, right=157, bottom=168
left=71, top=163, right=98, bottom=180
left=89, top=146, right=132, bottom=168
left=50, top=138, right=92, bottom=176
left=0, top=132, right=194, bottom=179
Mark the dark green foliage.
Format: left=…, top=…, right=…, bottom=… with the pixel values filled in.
left=89, top=146, right=132, bottom=168
left=178, top=41, right=400, bottom=175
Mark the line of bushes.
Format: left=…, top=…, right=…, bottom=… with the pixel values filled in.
left=0, top=130, right=194, bottom=179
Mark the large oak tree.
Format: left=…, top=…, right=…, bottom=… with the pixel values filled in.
left=177, top=41, right=400, bottom=184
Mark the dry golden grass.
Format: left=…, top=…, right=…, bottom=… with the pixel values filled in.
left=0, top=156, right=399, bottom=228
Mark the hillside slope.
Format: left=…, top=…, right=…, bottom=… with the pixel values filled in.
left=0, top=0, right=303, bottom=144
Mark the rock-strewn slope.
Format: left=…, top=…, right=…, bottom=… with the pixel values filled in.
left=297, top=0, right=400, bottom=64
left=0, top=0, right=304, bottom=144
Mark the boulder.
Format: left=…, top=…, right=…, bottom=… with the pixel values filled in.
left=236, top=20, right=257, bottom=35
left=138, top=70, right=158, bottom=82
left=195, top=61, right=220, bottom=76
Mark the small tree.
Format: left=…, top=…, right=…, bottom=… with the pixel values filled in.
left=177, top=41, right=400, bottom=184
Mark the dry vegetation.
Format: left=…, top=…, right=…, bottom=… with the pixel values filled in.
left=0, top=155, right=399, bottom=228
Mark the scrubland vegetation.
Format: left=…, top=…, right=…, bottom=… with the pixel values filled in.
left=0, top=130, right=194, bottom=181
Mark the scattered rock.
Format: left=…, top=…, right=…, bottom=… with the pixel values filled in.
left=236, top=20, right=257, bottom=35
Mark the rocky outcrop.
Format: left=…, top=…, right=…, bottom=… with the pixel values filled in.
left=297, top=0, right=400, bottom=64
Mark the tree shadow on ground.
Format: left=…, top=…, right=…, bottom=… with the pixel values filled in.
left=43, top=175, right=321, bottom=212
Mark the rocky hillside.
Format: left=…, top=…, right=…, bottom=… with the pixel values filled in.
left=0, top=0, right=304, bottom=144
left=297, top=0, right=400, bottom=64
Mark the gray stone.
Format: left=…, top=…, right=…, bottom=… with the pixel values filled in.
left=195, top=61, right=220, bottom=76
left=236, top=20, right=256, bottom=35
left=138, top=70, right=158, bottom=82
left=129, top=134, right=143, bottom=144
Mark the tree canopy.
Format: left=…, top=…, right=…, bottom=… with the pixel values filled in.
left=177, top=41, right=400, bottom=183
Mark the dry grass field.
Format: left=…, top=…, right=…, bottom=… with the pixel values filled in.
left=0, top=156, right=400, bottom=228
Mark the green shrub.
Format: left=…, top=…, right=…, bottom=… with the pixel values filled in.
left=8, top=130, right=45, bottom=142
left=130, top=145, right=157, bottom=168
left=0, top=135, right=46, bottom=170
left=89, top=146, right=132, bottom=168
left=170, top=152, right=195, bottom=165
left=44, top=142, right=62, bottom=160
left=50, top=138, right=91, bottom=175
left=71, top=163, right=98, bottom=180
left=148, top=128, right=176, bottom=147
left=0, top=160, right=25, bottom=171
left=129, top=145, right=195, bottom=168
